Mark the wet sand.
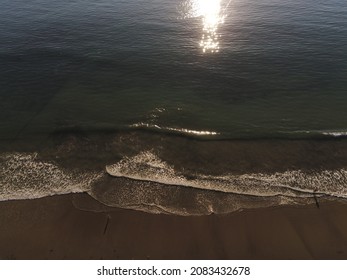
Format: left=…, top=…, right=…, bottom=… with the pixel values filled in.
left=1, top=193, right=347, bottom=259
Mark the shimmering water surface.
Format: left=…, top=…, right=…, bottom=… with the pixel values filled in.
left=1, top=0, right=347, bottom=214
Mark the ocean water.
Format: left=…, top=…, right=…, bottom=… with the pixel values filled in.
left=1, top=0, right=347, bottom=215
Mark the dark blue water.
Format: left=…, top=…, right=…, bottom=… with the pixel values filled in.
left=1, top=0, right=347, bottom=140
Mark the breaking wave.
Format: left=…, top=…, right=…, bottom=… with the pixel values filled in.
left=106, top=151, right=347, bottom=199
left=289, top=130, right=347, bottom=138
left=322, top=131, right=347, bottom=137
left=130, top=123, right=219, bottom=136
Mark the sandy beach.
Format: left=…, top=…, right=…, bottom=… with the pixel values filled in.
left=1, top=193, right=347, bottom=260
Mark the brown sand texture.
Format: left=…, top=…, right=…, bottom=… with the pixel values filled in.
left=1, top=193, right=347, bottom=260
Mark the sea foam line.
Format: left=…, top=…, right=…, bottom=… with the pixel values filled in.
left=106, top=151, right=347, bottom=199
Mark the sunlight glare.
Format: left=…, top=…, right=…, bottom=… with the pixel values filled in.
left=179, top=0, right=230, bottom=53
left=195, top=0, right=223, bottom=53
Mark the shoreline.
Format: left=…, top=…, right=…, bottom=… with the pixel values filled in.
left=2, top=133, right=347, bottom=214
left=2, top=130, right=347, bottom=174
left=1, top=193, right=347, bottom=259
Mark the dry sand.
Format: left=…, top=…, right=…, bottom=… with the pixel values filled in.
left=0, top=193, right=347, bottom=259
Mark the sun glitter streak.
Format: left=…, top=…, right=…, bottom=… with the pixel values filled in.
left=196, top=0, right=224, bottom=53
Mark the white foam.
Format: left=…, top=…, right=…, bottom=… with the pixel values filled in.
left=130, top=123, right=219, bottom=136
left=106, top=151, right=347, bottom=199
left=293, top=130, right=347, bottom=137
left=322, top=131, right=347, bottom=137
left=0, top=153, right=102, bottom=201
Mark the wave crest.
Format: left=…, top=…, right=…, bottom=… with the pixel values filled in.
left=130, top=123, right=219, bottom=136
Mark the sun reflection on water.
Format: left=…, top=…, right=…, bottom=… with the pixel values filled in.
left=180, top=0, right=228, bottom=53
left=197, top=0, right=223, bottom=53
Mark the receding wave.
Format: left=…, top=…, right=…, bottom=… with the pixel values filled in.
left=0, top=153, right=101, bottom=201
left=89, top=175, right=310, bottom=216
left=106, top=151, right=347, bottom=199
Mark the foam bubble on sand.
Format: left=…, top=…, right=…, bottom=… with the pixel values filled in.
left=0, top=153, right=101, bottom=201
